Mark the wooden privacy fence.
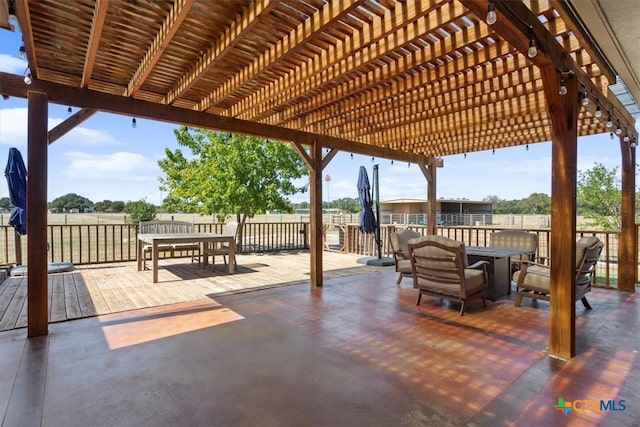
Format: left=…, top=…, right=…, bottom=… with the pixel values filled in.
left=0, top=222, right=632, bottom=288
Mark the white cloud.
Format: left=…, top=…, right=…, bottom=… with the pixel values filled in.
left=62, top=151, right=157, bottom=181
left=0, top=108, right=121, bottom=147
left=0, top=53, right=27, bottom=74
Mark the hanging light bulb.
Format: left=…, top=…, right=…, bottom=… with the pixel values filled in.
left=558, top=79, right=567, bottom=96
left=391, top=160, right=394, bottom=165
left=527, top=27, right=537, bottom=58
left=594, top=104, right=602, bottom=118
left=18, top=45, right=26, bottom=59
left=610, top=132, right=614, bottom=140
left=606, top=113, right=612, bottom=128
left=23, top=68, right=32, bottom=85
left=632, top=138, right=637, bottom=148
left=464, top=153, right=467, bottom=159
left=624, top=134, right=630, bottom=143
left=581, top=91, right=589, bottom=106
left=486, top=2, right=497, bottom=25
left=526, top=144, right=529, bottom=151
left=492, top=149, right=495, bottom=155
left=132, top=117, right=137, bottom=128
left=67, top=106, right=72, bottom=115
left=371, top=157, right=374, bottom=163
left=615, top=120, right=622, bottom=135
left=350, top=153, right=353, bottom=159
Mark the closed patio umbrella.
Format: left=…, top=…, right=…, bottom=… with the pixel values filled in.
left=357, top=166, right=376, bottom=234
left=4, top=147, right=27, bottom=236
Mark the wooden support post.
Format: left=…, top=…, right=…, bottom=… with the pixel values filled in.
left=619, top=141, right=637, bottom=292
left=418, top=160, right=437, bottom=235
left=309, top=141, right=323, bottom=288
left=27, top=91, right=49, bottom=337
left=541, top=65, right=578, bottom=359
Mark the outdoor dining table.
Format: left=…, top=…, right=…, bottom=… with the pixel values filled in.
left=137, top=233, right=236, bottom=283
left=465, top=246, right=532, bottom=300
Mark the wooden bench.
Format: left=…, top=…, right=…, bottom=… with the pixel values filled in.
left=139, top=221, right=201, bottom=269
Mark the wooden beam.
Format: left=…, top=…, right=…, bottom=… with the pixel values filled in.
left=321, top=148, right=338, bottom=170
left=202, top=0, right=368, bottom=112
left=0, top=72, right=428, bottom=164
left=418, top=160, right=437, bottom=235
left=460, top=0, right=636, bottom=134
left=81, top=0, right=109, bottom=88
left=27, top=91, right=49, bottom=337
left=126, top=0, right=194, bottom=96
left=309, top=141, right=323, bottom=288
left=162, top=0, right=278, bottom=105
left=291, top=142, right=312, bottom=169
left=48, top=108, right=98, bottom=144
left=619, top=140, right=637, bottom=292
left=541, top=64, right=578, bottom=359
left=14, top=0, right=36, bottom=77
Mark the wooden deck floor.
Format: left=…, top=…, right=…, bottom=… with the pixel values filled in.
left=0, top=251, right=388, bottom=331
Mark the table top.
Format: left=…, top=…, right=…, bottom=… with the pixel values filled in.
left=138, top=233, right=232, bottom=244
left=465, top=246, right=531, bottom=258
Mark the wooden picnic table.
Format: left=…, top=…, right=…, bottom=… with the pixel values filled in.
left=137, top=233, right=236, bottom=283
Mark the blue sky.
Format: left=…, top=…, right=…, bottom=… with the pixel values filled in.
left=1, top=29, right=637, bottom=206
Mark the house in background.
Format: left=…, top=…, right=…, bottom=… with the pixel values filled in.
left=380, top=198, right=493, bottom=226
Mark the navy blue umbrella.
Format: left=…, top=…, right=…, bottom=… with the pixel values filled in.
left=357, top=166, right=377, bottom=234
left=4, top=147, right=27, bottom=235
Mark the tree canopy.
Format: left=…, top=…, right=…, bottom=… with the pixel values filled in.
left=577, top=163, right=622, bottom=231
left=158, top=127, right=308, bottom=226
left=49, top=193, right=93, bottom=211
left=484, top=193, right=551, bottom=215
left=124, top=199, right=157, bottom=224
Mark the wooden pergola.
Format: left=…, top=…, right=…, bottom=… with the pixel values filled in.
left=0, top=0, right=637, bottom=359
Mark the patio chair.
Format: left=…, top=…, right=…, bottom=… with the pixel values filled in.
left=489, top=229, right=537, bottom=271
left=408, top=235, right=489, bottom=316
left=389, top=229, right=421, bottom=284
left=489, top=229, right=537, bottom=294
left=203, top=221, right=238, bottom=270
left=513, top=236, right=603, bottom=309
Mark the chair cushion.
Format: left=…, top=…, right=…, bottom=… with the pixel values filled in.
left=490, top=230, right=537, bottom=263
left=390, top=229, right=421, bottom=260
left=513, top=264, right=550, bottom=293
left=397, top=259, right=412, bottom=273
left=575, top=236, right=601, bottom=269
left=464, top=268, right=487, bottom=294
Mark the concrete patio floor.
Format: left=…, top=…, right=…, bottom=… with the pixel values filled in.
left=1, top=265, right=638, bottom=426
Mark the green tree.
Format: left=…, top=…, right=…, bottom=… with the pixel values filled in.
left=93, top=200, right=112, bottom=212
left=124, top=199, right=157, bottom=224
left=577, top=163, right=621, bottom=231
left=49, top=193, right=93, bottom=211
left=110, top=201, right=125, bottom=212
left=0, top=197, right=11, bottom=210
left=518, top=193, right=551, bottom=214
left=159, top=128, right=308, bottom=231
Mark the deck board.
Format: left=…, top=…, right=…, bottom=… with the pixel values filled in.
left=0, top=251, right=384, bottom=331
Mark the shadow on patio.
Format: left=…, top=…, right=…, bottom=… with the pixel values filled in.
left=0, top=262, right=638, bottom=426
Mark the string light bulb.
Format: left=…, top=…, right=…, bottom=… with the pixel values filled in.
left=606, top=113, right=612, bottom=128
left=624, top=134, right=630, bottom=143
left=526, top=144, right=529, bottom=151
left=594, top=103, right=602, bottom=118
left=132, top=117, right=137, bottom=128
left=527, top=27, right=537, bottom=58
left=486, top=2, right=497, bottom=25
left=632, top=138, right=637, bottom=148
left=610, top=132, right=614, bottom=140
left=492, top=149, right=495, bottom=155
left=18, top=45, right=26, bottom=59
left=23, top=69, right=32, bottom=85
left=616, top=120, right=622, bottom=135
left=581, top=92, right=589, bottom=106
left=67, top=106, right=72, bottom=115
left=558, top=79, right=567, bottom=96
